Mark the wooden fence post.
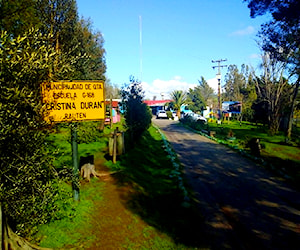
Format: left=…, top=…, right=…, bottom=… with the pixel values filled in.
left=113, top=127, right=118, bottom=163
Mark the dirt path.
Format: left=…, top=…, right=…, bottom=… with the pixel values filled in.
left=153, top=118, right=300, bottom=249
left=85, top=164, right=152, bottom=249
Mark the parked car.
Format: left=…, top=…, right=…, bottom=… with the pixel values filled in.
left=156, top=110, right=168, bottom=119
left=193, top=114, right=207, bottom=123
left=185, top=112, right=207, bottom=123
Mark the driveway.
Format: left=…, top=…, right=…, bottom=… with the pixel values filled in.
left=153, top=118, right=300, bottom=249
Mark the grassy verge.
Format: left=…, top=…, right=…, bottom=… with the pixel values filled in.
left=106, top=125, right=209, bottom=248
left=33, top=180, right=105, bottom=249
left=33, top=123, right=209, bottom=249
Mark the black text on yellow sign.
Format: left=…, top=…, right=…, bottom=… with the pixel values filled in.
left=42, top=81, right=105, bottom=122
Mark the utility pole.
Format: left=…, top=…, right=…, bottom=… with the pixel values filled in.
left=212, top=59, right=227, bottom=123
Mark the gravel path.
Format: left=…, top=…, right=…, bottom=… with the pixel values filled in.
left=153, top=118, right=300, bottom=249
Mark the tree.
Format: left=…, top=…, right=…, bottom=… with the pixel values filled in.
left=244, top=0, right=300, bottom=138
left=0, top=0, right=106, bottom=238
left=36, top=0, right=78, bottom=50
left=169, top=90, right=188, bottom=118
left=121, top=76, right=152, bottom=145
left=253, top=52, right=292, bottom=134
left=187, top=87, right=205, bottom=114
left=105, top=79, right=120, bottom=99
left=72, top=17, right=106, bottom=81
left=0, top=29, right=77, bottom=236
left=198, top=76, right=215, bottom=105
left=223, top=64, right=257, bottom=121
left=0, top=0, right=39, bottom=36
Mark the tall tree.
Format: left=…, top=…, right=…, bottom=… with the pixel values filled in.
left=253, top=52, right=292, bottom=134
left=169, top=90, right=188, bottom=118
left=223, top=64, right=257, bottom=121
left=105, top=79, right=120, bottom=99
left=187, top=87, right=205, bottom=114
left=36, top=0, right=79, bottom=51
left=224, top=65, right=246, bottom=102
left=121, top=76, right=152, bottom=145
left=0, top=0, right=39, bottom=36
left=197, top=76, right=216, bottom=109
left=244, top=0, right=300, bottom=138
left=72, top=17, right=106, bottom=81
left=0, top=0, right=106, bottom=237
left=0, top=28, right=77, bottom=236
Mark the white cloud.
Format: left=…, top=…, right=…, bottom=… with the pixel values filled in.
left=230, top=26, right=255, bottom=36
left=249, top=53, right=260, bottom=59
left=141, top=77, right=197, bottom=100
left=141, top=76, right=225, bottom=100
left=207, top=78, right=218, bottom=94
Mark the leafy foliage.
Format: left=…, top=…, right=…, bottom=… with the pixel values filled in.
left=223, top=64, right=257, bottom=121
left=105, top=79, right=120, bottom=99
left=253, top=53, right=292, bottom=134
left=0, top=0, right=39, bottom=36
left=187, top=86, right=206, bottom=113
left=197, top=76, right=215, bottom=105
left=244, top=0, right=300, bottom=138
left=121, top=76, right=152, bottom=145
left=169, top=90, right=188, bottom=117
left=0, top=0, right=107, bottom=238
left=36, top=0, right=79, bottom=52
left=0, top=29, right=78, bottom=235
left=72, top=17, right=106, bottom=81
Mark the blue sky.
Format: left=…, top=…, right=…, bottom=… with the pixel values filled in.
left=77, top=0, right=268, bottom=99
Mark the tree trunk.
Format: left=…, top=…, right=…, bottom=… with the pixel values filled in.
left=80, top=163, right=101, bottom=181
left=1, top=204, right=51, bottom=250
left=286, top=78, right=300, bottom=139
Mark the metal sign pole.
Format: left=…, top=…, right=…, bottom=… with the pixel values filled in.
left=71, top=122, right=79, bottom=201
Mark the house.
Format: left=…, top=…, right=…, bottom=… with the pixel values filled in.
left=105, top=99, right=121, bottom=124
left=144, top=99, right=173, bottom=114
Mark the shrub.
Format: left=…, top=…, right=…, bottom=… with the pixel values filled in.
left=120, top=77, right=152, bottom=145
left=166, top=111, right=173, bottom=119
left=0, top=29, right=77, bottom=236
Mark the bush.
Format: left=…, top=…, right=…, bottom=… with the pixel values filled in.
left=166, top=111, right=173, bottom=119
left=121, top=77, right=152, bottom=145
left=0, top=29, right=77, bottom=236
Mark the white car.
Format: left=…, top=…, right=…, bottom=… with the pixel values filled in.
left=185, top=112, right=207, bottom=123
left=156, top=110, right=168, bottom=119
left=193, top=114, right=207, bottom=123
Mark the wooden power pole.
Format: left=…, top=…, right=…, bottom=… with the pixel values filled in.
left=212, top=59, right=227, bottom=122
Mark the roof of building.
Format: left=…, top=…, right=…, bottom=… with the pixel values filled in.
left=143, top=99, right=173, bottom=106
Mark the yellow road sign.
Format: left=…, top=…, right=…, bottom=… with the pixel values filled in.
left=42, top=81, right=105, bottom=122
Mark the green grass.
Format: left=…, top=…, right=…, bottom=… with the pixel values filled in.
left=109, top=125, right=208, bottom=248
left=34, top=122, right=209, bottom=249
left=46, top=122, right=110, bottom=169
left=187, top=120, right=300, bottom=188
left=33, top=179, right=104, bottom=249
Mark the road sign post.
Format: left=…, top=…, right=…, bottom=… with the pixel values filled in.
left=42, top=81, right=105, bottom=200
left=71, top=123, right=79, bottom=201
left=42, top=81, right=105, bottom=122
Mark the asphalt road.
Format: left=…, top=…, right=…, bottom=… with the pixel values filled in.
left=153, top=118, right=300, bottom=250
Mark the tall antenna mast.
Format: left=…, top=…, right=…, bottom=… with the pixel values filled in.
left=139, top=15, right=143, bottom=82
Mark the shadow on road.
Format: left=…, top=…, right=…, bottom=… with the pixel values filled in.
left=154, top=119, right=300, bottom=249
